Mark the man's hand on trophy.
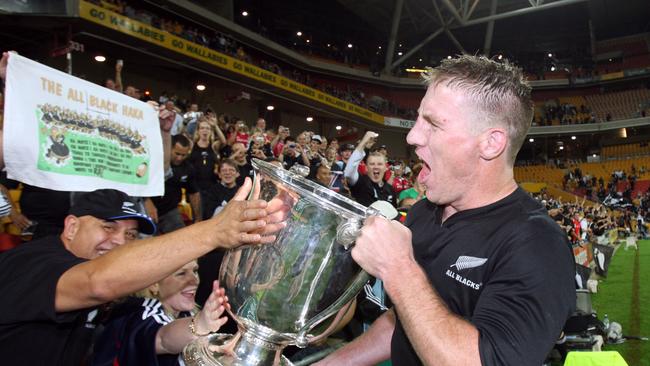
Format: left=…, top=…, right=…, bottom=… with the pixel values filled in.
left=213, top=178, right=268, bottom=248
left=245, top=185, right=293, bottom=242
left=352, top=216, right=416, bottom=282
left=212, top=177, right=282, bottom=247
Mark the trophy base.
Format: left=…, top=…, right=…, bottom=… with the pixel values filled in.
left=183, top=333, right=293, bottom=366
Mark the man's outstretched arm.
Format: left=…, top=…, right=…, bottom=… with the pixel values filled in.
left=314, top=308, right=395, bottom=366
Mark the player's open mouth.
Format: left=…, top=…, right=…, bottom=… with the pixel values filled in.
left=418, top=160, right=431, bottom=183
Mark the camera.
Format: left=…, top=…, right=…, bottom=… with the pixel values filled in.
left=184, top=111, right=203, bottom=119
left=21, top=220, right=39, bottom=237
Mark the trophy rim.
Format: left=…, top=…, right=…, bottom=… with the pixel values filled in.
left=251, top=158, right=377, bottom=219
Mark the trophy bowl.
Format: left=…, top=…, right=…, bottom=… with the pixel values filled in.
left=184, top=158, right=377, bottom=366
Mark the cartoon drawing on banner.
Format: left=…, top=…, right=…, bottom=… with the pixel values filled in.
left=36, top=103, right=150, bottom=181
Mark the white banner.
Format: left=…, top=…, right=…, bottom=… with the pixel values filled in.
left=3, top=53, right=164, bottom=196
left=384, top=117, right=415, bottom=129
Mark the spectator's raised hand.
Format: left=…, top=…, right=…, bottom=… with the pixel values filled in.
left=1, top=51, right=14, bottom=81
left=145, top=101, right=173, bottom=133
left=363, top=131, right=379, bottom=149
left=230, top=146, right=243, bottom=160
left=354, top=131, right=378, bottom=152
left=192, top=280, right=230, bottom=335
left=252, top=149, right=266, bottom=159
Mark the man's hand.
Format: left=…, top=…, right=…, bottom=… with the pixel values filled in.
left=230, top=147, right=244, bottom=160
left=253, top=149, right=266, bottom=159
left=1, top=51, right=12, bottom=81
left=9, top=208, right=32, bottom=230
left=211, top=177, right=286, bottom=249
left=146, top=101, right=173, bottom=133
left=357, top=131, right=378, bottom=151
left=159, top=109, right=175, bottom=133
left=352, top=216, right=416, bottom=281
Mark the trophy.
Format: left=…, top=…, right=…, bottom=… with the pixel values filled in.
left=184, top=159, right=377, bottom=365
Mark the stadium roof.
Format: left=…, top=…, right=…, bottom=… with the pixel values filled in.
left=235, top=0, right=650, bottom=72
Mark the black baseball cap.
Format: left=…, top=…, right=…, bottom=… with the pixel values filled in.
left=69, top=189, right=156, bottom=235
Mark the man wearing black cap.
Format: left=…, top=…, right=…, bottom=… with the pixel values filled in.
left=0, top=180, right=282, bottom=365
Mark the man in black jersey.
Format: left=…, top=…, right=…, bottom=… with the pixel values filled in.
left=147, top=134, right=202, bottom=233
left=317, top=56, right=575, bottom=366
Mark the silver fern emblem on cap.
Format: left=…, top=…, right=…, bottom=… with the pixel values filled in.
left=450, top=256, right=488, bottom=271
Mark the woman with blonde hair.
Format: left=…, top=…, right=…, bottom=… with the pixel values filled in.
left=189, top=117, right=226, bottom=191
left=93, top=260, right=229, bottom=366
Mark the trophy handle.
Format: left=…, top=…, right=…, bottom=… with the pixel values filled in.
left=335, top=218, right=363, bottom=250
left=246, top=169, right=258, bottom=200
left=294, top=269, right=370, bottom=347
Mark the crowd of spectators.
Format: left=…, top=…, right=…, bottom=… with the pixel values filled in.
left=535, top=101, right=596, bottom=126
left=135, top=95, right=422, bottom=212
left=561, top=164, right=649, bottom=206
left=89, top=0, right=419, bottom=120
left=533, top=189, right=649, bottom=248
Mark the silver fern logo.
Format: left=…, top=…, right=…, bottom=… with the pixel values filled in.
left=450, top=256, right=488, bottom=271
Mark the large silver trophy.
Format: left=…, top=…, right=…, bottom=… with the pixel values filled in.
left=184, top=158, right=377, bottom=365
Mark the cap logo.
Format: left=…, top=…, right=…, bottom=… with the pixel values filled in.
left=121, top=201, right=138, bottom=214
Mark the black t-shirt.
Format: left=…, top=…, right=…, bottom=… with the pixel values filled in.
left=282, top=154, right=303, bottom=170
left=592, top=218, right=606, bottom=236
left=0, top=178, right=71, bottom=237
left=0, top=236, right=95, bottom=366
left=349, top=175, right=396, bottom=207
left=188, top=145, right=218, bottom=192
left=201, top=182, right=238, bottom=220
left=330, top=160, right=346, bottom=193
left=196, top=181, right=237, bottom=329
left=391, top=188, right=575, bottom=365
left=19, top=184, right=71, bottom=224
left=236, top=162, right=254, bottom=186
left=219, top=144, right=233, bottom=158
left=152, top=161, right=200, bottom=216
left=92, top=297, right=187, bottom=366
